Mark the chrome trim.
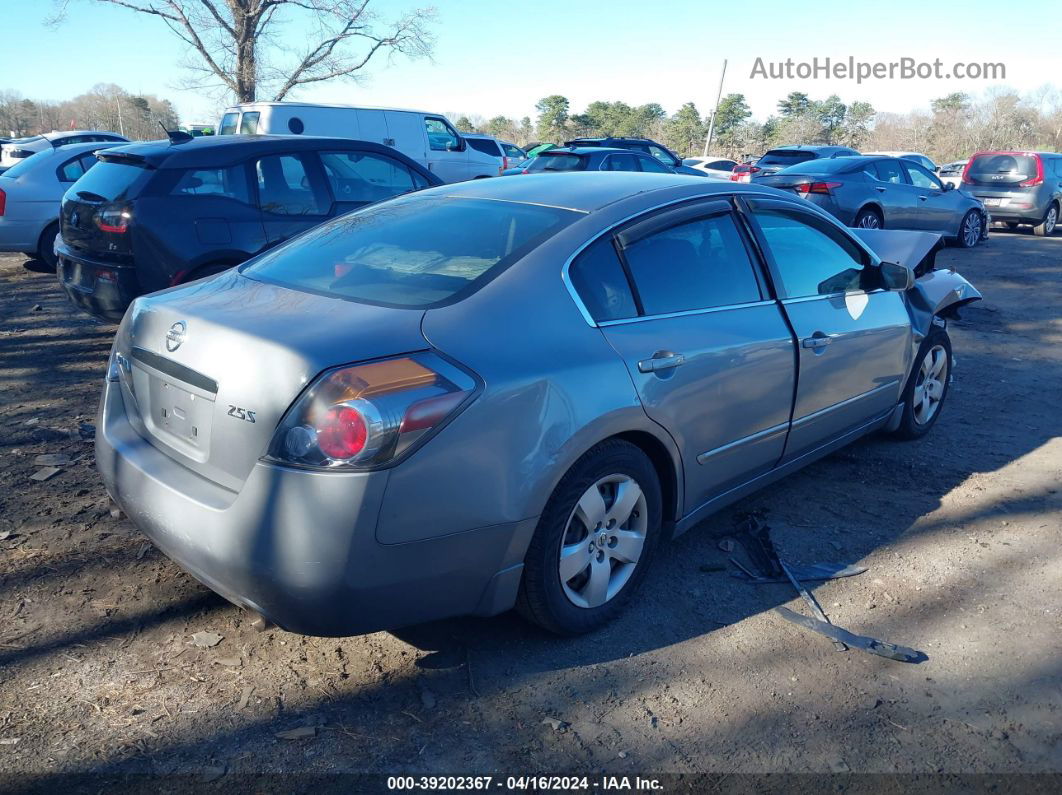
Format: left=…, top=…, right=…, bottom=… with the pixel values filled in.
left=696, top=422, right=789, bottom=465
left=790, top=380, right=900, bottom=429
left=599, top=299, right=775, bottom=327
left=781, top=289, right=883, bottom=305
left=440, top=194, right=591, bottom=214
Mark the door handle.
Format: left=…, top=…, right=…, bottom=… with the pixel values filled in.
left=875, top=186, right=886, bottom=193
left=801, top=335, right=833, bottom=350
left=919, top=195, right=929, bottom=201
left=637, top=353, right=686, bottom=373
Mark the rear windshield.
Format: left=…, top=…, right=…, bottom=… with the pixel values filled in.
left=966, top=153, right=1039, bottom=184
left=758, top=150, right=817, bottom=166
left=0, top=148, right=52, bottom=179
left=242, top=195, right=579, bottom=308
left=68, top=160, right=149, bottom=201
left=526, top=154, right=588, bottom=172
left=775, top=157, right=861, bottom=175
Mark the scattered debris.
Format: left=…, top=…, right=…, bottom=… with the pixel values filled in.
left=0, top=738, right=20, bottom=746
left=78, top=422, right=96, bottom=440
left=717, top=539, right=735, bottom=553
left=541, top=717, right=569, bottom=732
left=31, top=303, right=43, bottom=312
left=237, top=685, right=254, bottom=710
left=24, top=418, right=40, bottom=426
left=275, top=726, right=317, bottom=740
left=215, top=656, right=242, bottom=668
left=776, top=608, right=926, bottom=663
left=0, top=531, right=11, bottom=542
left=191, top=631, right=224, bottom=648
left=618, top=751, right=628, bottom=759
left=33, top=454, right=72, bottom=467
left=30, top=467, right=62, bottom=482
left=110, top=508, right=124, bottom=519
left=136, top=543, right=151, bottom=560
left=200, top=765, right=226, bottom=782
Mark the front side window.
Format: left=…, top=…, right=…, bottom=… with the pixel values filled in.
left=502, top=143, right=525, bottom=159
left=637, top=155, right=671, bottom=173
left=243, top=195, right=578, bottom=308
left=219, top=112, right=239, bottom=135
left=255, top=154, right=327, bottom=215
left=753, top=207, right=868, bottom=298
left=648, top=145, right=678, bottom=166
left=425, top=117, right=461, bottom=152
left=171, top=165, right=250, bottom=202
left=320, top=151, right=417, bottom=204
left=604, top=153, right=638, bottom=172
left=622, top=212, right=762, bottom=315
left=568, top=237, right=637, bottom=322
left=239, top=112, right=261, bottom=135
left=903, top=162, right=942, bottom=191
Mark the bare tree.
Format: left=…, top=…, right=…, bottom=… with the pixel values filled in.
left=52, top=0, right=436, bottom=103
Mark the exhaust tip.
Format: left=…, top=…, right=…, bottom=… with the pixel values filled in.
left=246, top=610, right=274, bottom=633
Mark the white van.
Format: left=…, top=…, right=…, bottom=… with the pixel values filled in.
left=217, top=103, right=498, bottom=183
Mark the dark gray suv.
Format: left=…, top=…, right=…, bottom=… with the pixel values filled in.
left=961, top=151, right=1062, bottom=236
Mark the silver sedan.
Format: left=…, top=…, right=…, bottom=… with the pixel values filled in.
left=0, top=141, right=123, bottom=268
left=96, top=173, right=980, bottom=636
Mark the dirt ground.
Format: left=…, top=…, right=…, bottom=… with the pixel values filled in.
left=0, top=230, right=1060, bottom=789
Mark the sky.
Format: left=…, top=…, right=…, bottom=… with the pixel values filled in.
left=3, top=0, right=1058, bottom=127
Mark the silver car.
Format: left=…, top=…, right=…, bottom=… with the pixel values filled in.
left=0, top=141, right=123, bottom=268
left=757, top=156, right=988, bottom=248
left=96, top=174, right=980, bottom=636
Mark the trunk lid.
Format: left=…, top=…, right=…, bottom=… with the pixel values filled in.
left=117, top=271, right=428, bottom=491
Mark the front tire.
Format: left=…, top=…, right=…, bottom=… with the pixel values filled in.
left=956, top=209, right=983, bottom=248
left=1033, top=204, right=1058, bottom=237
left=892, top=327, right=952, bottom=440
left=37, top=221, right=60, bottom=271
left=517, top=439, right=662, bottom=635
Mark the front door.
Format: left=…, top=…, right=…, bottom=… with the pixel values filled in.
left=253, top=152, right=332, bottom=246
left=574, top=199, right=796, bottom=513
left=901, top=160, right=961, bottom=232
left=743, top=199, right=911, bottom=461
left=422, top=116, right=468, bottom=183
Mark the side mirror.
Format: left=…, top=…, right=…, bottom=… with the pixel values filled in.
left=941, top=182, right=954, bottom=192
left=879, top=260, right=915, bottom=292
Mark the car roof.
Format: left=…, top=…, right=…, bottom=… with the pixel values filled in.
left=97, top=135, right=419, bottom=168
left=767, top=145, right=852, bottom=153
left=544, top=147, right=632, bottom=156
left=225, top=102, right=437, bottom=116
left=431, top=172, right=768, bottom=213
left=43, top=130, right=123, bottom=140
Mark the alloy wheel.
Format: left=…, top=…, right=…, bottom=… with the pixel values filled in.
left=558, top=474, right=648, bottom=609
left=1046, top=207, right=1058, bottom=235
left=913, top=344, right=948, bottom=425
left=857, top=213, right=881, bottom=229
left=962, top=213, right=982, bottom=247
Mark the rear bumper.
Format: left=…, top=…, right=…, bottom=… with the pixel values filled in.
left=0, top=218, right=47, bottom=252
left=56, top=242, right=140, bottom=323
left=95, top=376, right=534, bottom=636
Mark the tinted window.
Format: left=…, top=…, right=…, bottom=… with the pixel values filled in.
left=605, top=153, right=638, bottom=172
left=526, top=154, right=587, bottom=172
left=758, top=150, right=816, bottom=166
left=637, top=155, right=671, bottom=173
left=872, top=160, right=905, bottom=184
left=66, top=160, right=147, bottom=201
left=501, top=143, right=525, bottom=159
left=707, top=159, right=736, bottom=171
left=466, top=138, right=500, bottom=156
left=569, top=237, right=637, bottom=322
left=255, top=154, right=327, bottom=215
left=425, top=117, right=461, bottom=152
left=903, top=162, right=942, bottom=190
left=240, top=112, right=261, bottom=135
left=219, top=112, right=238, bottom=135
left=171, top=166, right=250, bottom=202
left=753, top=208, right=868, bottom=297
left=320, top=151, right=417, bottom=204
left=58, top=156, right=87, bottom=182
left=779, top=158, right=860, bottom=176
left=648, top=145, right=678, bottom=166
left=243, top=195, right=578, bottom=308
left=623, top=212, right=762, bottom=314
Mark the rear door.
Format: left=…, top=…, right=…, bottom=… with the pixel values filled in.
left=743, top=198, right=910, bottom=461
left=253, top=151, right=332, bottom=245
left=868, top=159, right=918, bottom=228
left=575, top=199, right=796, bottom=511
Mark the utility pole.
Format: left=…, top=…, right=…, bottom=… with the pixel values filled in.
left=116, top=97, right=125, bottom=137
left=702, top=59, right=728, bottom=157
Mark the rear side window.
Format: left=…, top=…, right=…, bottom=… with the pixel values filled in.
left=526, top=154, right=587, bottom=172
left=320, top=151, right=420, bottom=204
left=240, top=112, right=261, bottom=135
left=568, top=237, right=637, bottom=322
left=466, top=138, right=500, bottom=156
left=243, top=195, right=578, bottom=308
left=758, top=150, right=816, bottom=166
left=753, top=207, right=868, bottom=298
left=622, top=212, right=762, bottom=315
left=873, top=160, right=905, bottom=184
left=255, top=154, right=328, bottom=215
left=58, top=156, right=87, bottom=183
left=707, top=159, right=736, bottom=171
left=67, top=160, right=148, bottom=201
left=170, top=166, right=250, bottom=202
left=219, top=112, right=238, bottom=135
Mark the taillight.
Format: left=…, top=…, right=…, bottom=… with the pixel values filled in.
left=0, top=188, right=5, bottom=216
left=796, top=181, right=842, bottom=195
left=96, top=205, right=131, bottom=234
left=268, top=353, right=478, bottom=470
left=1019, top=156, right=1044, bottom=187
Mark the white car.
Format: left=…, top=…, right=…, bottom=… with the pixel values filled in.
left=463, top=134, right=527, bottom=175
left=937, top=159, right=968, bottom=190
left=217, top=102, right=500, bottom=183
left=682, top=156, right=738, bottom=180
left=863, top=151, right=937, bottom=172
left=0, top=130, right=128, bottom=172
left=0, top=141, right=124, bottom=267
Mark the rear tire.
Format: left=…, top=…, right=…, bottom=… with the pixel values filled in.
left=36, top=221, right=60, bottom=271
left=854, top=207, right=883, bottom=229
left=892, top=327, right=952, bottom=440
left=517, top=439, right=662, bottom=635
left=1033, top=204, right=1058, bottom=237
left=956, top=209, right=982, bottom=248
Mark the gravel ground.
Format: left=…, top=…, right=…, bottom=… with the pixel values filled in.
left=0, top=231, right=1060, bottom=789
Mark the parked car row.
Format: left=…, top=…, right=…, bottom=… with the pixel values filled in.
left=0, top=130, right=128, bottom=172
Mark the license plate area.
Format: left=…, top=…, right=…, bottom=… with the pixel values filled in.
left=131, top=363, right=216, bottom=462
left=981, top=197, right=1005, bottom=207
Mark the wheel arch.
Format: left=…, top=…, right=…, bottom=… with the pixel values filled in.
left=855, top=202, right=884, bottom=226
